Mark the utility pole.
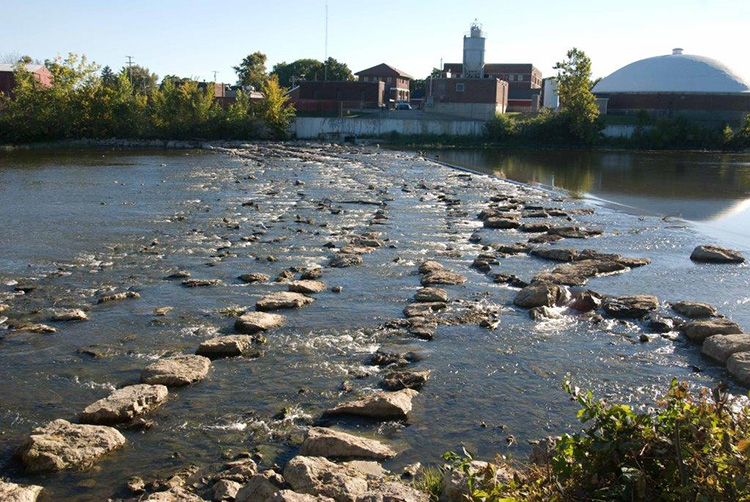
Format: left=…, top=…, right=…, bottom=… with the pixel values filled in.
left=212, top=70, right=219, bottom=82
left=324, top=1, right=328, bottom=81
left=125, top=55, right=134, bottom=87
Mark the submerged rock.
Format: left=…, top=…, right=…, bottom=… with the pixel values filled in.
left=690, top=245, right=745, bottom=264
left=80, top=384, right=168, bottom=425
left=701, top=334, right=750, bottom=363
left=0, top=480, right=43, bottom=502
left=671, top=301, right=719, bottom=318
left=680, top=319, right=743, bottom=343
left=602, top=295, right=659, bottom=319
left=17, top=419, right=126, bottom=473
left=196, top=335, right=260, bottom=359
left=299, top=427, right=396, bottom=460
left=141, top=354, right=211, bottom=386
left=324, top=389, right=418, bottom=420
left=257, top=292, right=314, bottom=311
left=235, top=312, right=285, bottom=334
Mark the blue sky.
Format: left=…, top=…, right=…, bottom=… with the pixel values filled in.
left=1, top=0, right=748, bottom=85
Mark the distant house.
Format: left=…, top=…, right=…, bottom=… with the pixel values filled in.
left=427, top=78, right=508, bottom=120
left=443, top=63, right=542, bottom=112
left=0, top=63, right=53, bottom=97
left=287, top=80, right=385, bottom=113
left=355, top=63, right=413, bottom=106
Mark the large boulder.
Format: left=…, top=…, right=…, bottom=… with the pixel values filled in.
left=80, top=384, right=168, bottom=425
left=234, top=470, right=286, bottom=502
left=420, top=271, right=466, bottom=286
left=701, top=334, right=750, bottom=364
left=414, top=287, right=448, bottom=303
left=283, top=456, right=369, bottom=502
left=324, top=389, right=418, bottom=420
left=141, top=354, right=211, bottom=387
left=299, top=427, right=396, bottom=460
left=680, top=319, right=743, bottom=343
left=727, top=352, right=750, bottom=386
left=289, top=281, right=327, bottom=294
left=513, top=281, right=567, bottom=309
left=0, top=481, right=43, bottom=502
left=257, top=292, right=314, bottom=311
left=690, top=245, right=745, bottom=264
left=671, top=301, right=719, bottom=318
left=602, top=295, right=659, bottom=318
left=196, top=335, right=259, bottom=359
left=418, top=261, right=444, bottom=274
left=213, top=479, right=243, bottom=501
left=235, top=312, right=285, bottom=334
left=17, top=419, right=126, bottom=473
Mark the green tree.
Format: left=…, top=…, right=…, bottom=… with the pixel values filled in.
left=151, top=78, right=217, bottom=139
left=258, top=75, right=295, bottom=139
left=101, top=65, right=117, bottom=86
left=219, top=90, right=262, bottom=139
left=553, top=48, right=602, bottom=144
left=323, top=57, right=354, bottom=81
left=234, top=51, right=268, bottom=89
left=410, top=68, right=442, bottom=98
left=121, top=64, right=158, bottom=95
left=271, top=59, right=324, bottom=87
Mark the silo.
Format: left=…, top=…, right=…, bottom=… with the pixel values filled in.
left=462, top=21, right=485, bottom=78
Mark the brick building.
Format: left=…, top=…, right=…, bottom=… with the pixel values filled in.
left=355, top=63, right=412, bottom=106
left=0, top=63, right=53, bottom=97
left=287, top=80, right=385, bottom=112
left=427, top=78, right=508, bottom=120
left=443, top=62, right=542, bottom=112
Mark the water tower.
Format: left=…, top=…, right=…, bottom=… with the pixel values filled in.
left=462, top=20, right=485, bottom=78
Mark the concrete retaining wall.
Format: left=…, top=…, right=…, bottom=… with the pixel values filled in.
left=425, top=102, right=503, bottom=121
left=292, top=117, right=487, bottom=139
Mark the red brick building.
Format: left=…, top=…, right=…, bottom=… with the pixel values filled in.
left=355, top=63, right=412, bottom=106
left=287, top=80, right=385, bottom=112
left=427, top=78, right=508, bottom=120
left=443, top=62, right=542, bottom=111
left=0, top=63, right=53, bottom=97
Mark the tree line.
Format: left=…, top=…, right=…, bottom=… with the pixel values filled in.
left=0, top=52, right=296, bottom=144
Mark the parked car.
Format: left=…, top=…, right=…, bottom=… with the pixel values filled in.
left=396, top=102, right=412, bottom=110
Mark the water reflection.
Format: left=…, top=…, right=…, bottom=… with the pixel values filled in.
left=428, top=149, right=750, bottom=246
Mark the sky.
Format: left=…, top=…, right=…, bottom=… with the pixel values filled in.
left=1, top=0, right=749, bottom=85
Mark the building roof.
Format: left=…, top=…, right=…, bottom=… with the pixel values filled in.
left=593, top=49, right=750, bottom=94
left=0, top=63, right=46, bottom=73
left=444, top=63, right=540, bottom=74
left=355, top=63, right=413, bottom=80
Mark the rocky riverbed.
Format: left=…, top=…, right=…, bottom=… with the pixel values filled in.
left=0, top=144, right=748, bottom=501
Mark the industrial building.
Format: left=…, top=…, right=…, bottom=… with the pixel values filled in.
left=287, top=80, right=385, bottom=112
left=592, top=49, right=750, bottom=126
left=354, top=63, right=412, bottom=105
left=438, top=22, right=542, bottom=113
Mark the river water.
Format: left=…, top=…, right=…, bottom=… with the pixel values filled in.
left=0, top=145, right=748, bottom=500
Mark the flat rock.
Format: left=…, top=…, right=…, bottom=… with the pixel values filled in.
left=530, top=248, right=578, bottom=262
left=520, top=222, right=551, bottom=233
left=141, top=354, right=211, bottom=387
left=403, top=302, right=446, bottom=318
left=257, top=292, right=314, bottom=311
left=680, top=319, right=743, bottom=343
left=671, top=301, right=719, bottom=318
left=48, top=308, right=88, bottom=322
left=17, top=419, right=126, bottom=473
left=324, top=389, right=418, bottom=420
left=414, top=287, right=448, bottom=303
left=98, top=291, right=139, bottom=303
left=0, top=481, right=43, bottom=502
left=727, top=352, right=750, bottom=386
left=299, top=427, right=396, bottom=460
left=196, top=335, right=259, bottom=359
left=11, top=323, right=56, bottom=334
left=420, top=270, right=466, bottom=286
left=381, top=370, right=431, bottom=391
left=329, top=254, right=363, bottom=268
left=182, top=278, right=222, bottom=287
left=418, top=260, right=444, bottom=274
left=690, top=245, right=745, bottom=264
left=513, top=281, right=567, bottom=309
left=238, top=273, right=270, bottom=283
left=283, top=456, right=368, bottom=502
left=602, top=295, right=659, bottom=318
left=483, top=217, right=520, bottom=229
left=235, top=312, right=285, bottom=334
left=288, top=280, right=327, bottom=294
left=80, top=384, right=168, bottom=425
left=702, top=334, right=750, bottom=363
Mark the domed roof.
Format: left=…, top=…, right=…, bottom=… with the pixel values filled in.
left=593, top=49, right=750, bottom=94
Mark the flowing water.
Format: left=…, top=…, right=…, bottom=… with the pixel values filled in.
left=0, top=145, right=748, bottom=500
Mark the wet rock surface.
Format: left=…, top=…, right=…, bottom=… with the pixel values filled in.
left=299, top=427, right=396, bottom=460
left=79, top=384, right=168, bottom=425
left=324, top=389, right=418, bottom=420
left=234, top=311, right=286, bottom=333
left=257, top=292, right=315, bottom=311
left=196, top=335, right=260, bottom=359
left=0, top=480, right=43, bottom=502
left=141, top=355, right=211, bottom=386
left=690, top=245, right=745, bottom=263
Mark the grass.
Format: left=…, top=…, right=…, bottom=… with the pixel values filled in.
left=413, top=465, right=445, bottom=501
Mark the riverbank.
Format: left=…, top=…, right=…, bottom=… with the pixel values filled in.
left=0, top=144, right=748, bottom=501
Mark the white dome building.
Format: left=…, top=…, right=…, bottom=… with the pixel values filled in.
left=593, top=49, right=750, bottom=125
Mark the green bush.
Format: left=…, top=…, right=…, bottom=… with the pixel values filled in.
left=442, top=379, right=750, bottom=501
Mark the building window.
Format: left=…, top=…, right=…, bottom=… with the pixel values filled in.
left=519, top=74, right=524, bottom=82
left=456, top=83, right=465, bottom=92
